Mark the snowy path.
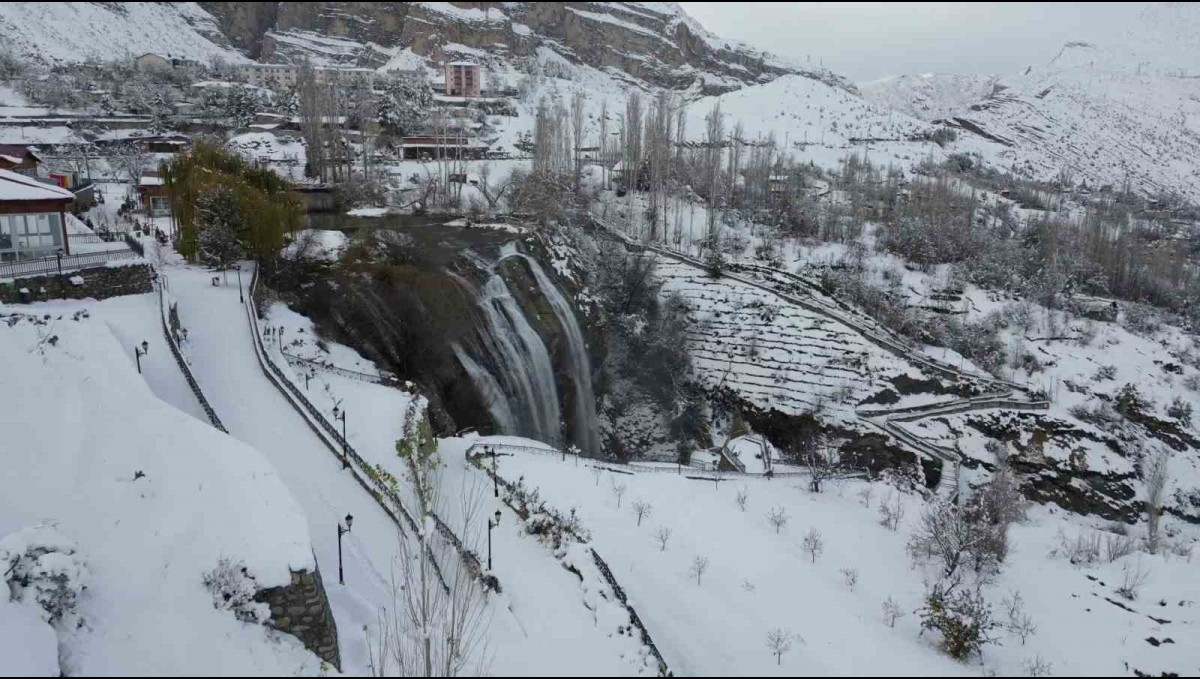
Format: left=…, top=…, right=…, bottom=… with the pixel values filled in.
left=23, top=293, right=212, bottom=426
left=165, top=264, right=413, bottom=673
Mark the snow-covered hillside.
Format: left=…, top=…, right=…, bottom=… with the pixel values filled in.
left=0, top=3, right=246, bottom=65
left=943, top=49, right=1200, bottom=202
left=682, top=73, right=971, bottom=173
left=456, top=435, right=1200, bottom=677
left=0, top=303, right=317, bottom=675
left=860, top=74, right=1000, bottom=122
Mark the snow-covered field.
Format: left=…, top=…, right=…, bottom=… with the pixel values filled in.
left=463, top=439, right=1200, bottom=677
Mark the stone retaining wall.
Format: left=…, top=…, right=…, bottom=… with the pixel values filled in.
left=0, top=264, right=153, bottom=303
left=255, top=564, right=341, bottom=669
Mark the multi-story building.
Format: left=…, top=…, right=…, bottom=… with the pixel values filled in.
left=444, top=61, right=481, bottom=97
left=238, top=63, right=376, bottom=90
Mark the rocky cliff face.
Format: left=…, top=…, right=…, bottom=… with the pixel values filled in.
left=198, top=1, right=800, bottom=93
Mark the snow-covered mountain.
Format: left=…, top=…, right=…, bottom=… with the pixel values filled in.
left=861, top=4, right=1200, bottom=201
left=198, top=1, right=827, bottom=94
left=859, top=73, right=1001, bottom=122
left=0, top=3, right=247, bottom=65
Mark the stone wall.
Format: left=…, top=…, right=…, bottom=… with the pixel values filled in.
left=0, top=264, right=153, bottom=304
left=255, top=564, right=341, bottom=669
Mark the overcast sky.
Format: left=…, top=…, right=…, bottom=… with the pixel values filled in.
left=679, top=2, right=1147, bottom=83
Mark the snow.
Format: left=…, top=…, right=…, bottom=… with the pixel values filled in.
left=0, top=2, right=247, bottom=65
left=417, top=2, right=508, bottom=24
left=0, top=298, right=318, bottom=675
left=0, top=595, right=58, bottom=677
left=137, top=176, right=164, bottom=187
left=451, top=442, right=1200, bottom=677
left=0, top=168, right=73, bottom=200
left=860, top=73, right=1000, bottom=122
left=157, top=261, right=657, bottom=675
left=683, top=73, right=961, bottom=174
left=346, top=206, right=388, bottom=217
left=281, top=229, right=348, bottom=262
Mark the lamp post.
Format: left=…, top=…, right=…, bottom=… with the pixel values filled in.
left=487, top=509, right=501, bottom=571
left=488, top=446, right=498, bottom=498
left=337, top=514, right=353, bottom=585
left=236, top=264, right=244, bottom=304
left=56, top=248, right=64, bottom=297
left=332, top=406, right=349, bottom=469
left=134, top=340, right=148, bottom=374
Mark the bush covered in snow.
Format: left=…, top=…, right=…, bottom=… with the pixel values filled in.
left=201, top=558, right=270, bottom=625
left=0, top=524, right=91, bottom=629
left=917, top=584, right=1000, bottom=661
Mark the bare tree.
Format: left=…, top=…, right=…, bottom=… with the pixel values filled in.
left=857, top=485, right=874, bottom=508
left=477, top=162, right=513, bottom=213
left=611, top=481, right=627, bottom=509
left=632, top=499, right=652, bottom=527
left=802, top=528, right=824, bottom=564
left=882, top=597, right=904, bottom=628
left=654, top=526, right=672, bottom=552
left=367, top=477, right=491, bottom=677
left=592, top=466, right=603, bottom=487
left=767, top=506, right=789, bottom=534
left=690, top=555, right=709, bottom=586
left=765, top=628, right=796, bottom=666
left=878, top=491, right=905, bottom=531
left=840, top=567, right=859, bottom=591
left=1144, top=450, right=1170, bottom=554
left=1022, top=656, right=1054, bottom=677
left=1002, top=591, right=1037, bottom=645
left=735, top=487, right=749, bottom=512
left=1116, top=560, right=1149, bottom=601
left=570, top=89, right=586, bottom=197
left=907, top=500, right=994, bottom=587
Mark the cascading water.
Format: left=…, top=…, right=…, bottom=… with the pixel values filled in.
left=452, top=246, right=602, bottom=454
left=502, top=246, right=602, bottom=455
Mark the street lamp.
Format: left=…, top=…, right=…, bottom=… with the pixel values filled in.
left=332, top=405, right=349, bottom=469
left=488, top=446, right=498, bottom=498
left=337, top=514, right=353, bottom=585
left=487, top=509, right=501, bottom=571
left=56, top=248, right=64, bottom=297
left=134, top=341, right=148, bottom=374
left=236, top=264, right=244, bottom=304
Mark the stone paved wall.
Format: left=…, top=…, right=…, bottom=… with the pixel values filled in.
left=255, top=563, right=341, bottom=669
left=0, top=264, right=153, bottom=303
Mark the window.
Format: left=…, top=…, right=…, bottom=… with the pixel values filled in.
left=0, top=214, right=12, bottom=251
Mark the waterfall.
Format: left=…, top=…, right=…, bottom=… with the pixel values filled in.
left=451, top=246, right=602, bottom=454
left=504, top=247, right=602, bottom=455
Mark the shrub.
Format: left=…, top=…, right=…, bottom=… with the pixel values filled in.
left=918, top=584, right=1000, bottom=660
left=1167, top=396, right=1193, bottom=428
left=202, top=558, right=269, bottom=624
left=0, top=525, right=91, bottom=628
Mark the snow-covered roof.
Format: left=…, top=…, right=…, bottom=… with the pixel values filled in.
left=0, top=168, right=73, bottom=201
left=446, top=60, right=480, bottom=67
left=138, top=176, right=165, bottom=187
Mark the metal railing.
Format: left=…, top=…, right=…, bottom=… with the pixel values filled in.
left=156, top=277, right=228, bottom=433
left=280, top=348, right=407, bottom=390
left=590, top=549, right=671, bottom=676
left=0, top=248, right=139, bottom=280
left=247, top=265, right=493, bottom=592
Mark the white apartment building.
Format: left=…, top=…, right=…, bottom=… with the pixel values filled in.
left=238, top=63, right=376, bottom=89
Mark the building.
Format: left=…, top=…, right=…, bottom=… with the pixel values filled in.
left=238, top=63, right=375, bottom=89
left=0, top=145, right=42, bottom=177
left=138, top=171, right=171, bottom=217
left=444, top=61, right=481, bottom=97
left=135, top=53, right=200, bottom=70
left=0, top=169, right=75, bottom=261
left=396, top=135, right=488, bottom=160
